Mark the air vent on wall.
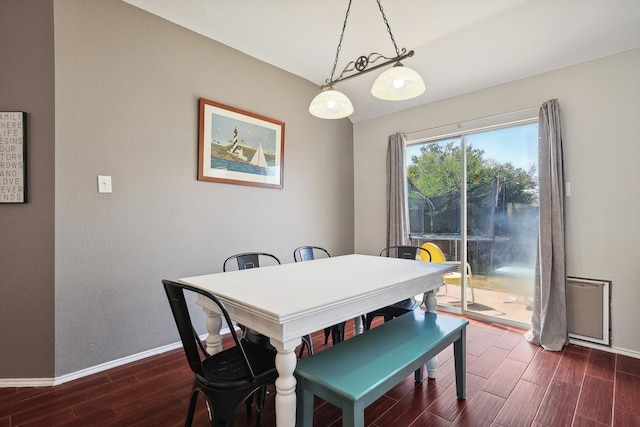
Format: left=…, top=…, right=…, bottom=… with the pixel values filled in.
left=567, top=276, right=611, bottom=346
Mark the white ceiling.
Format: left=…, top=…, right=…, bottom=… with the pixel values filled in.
left=123, top=0, right=640, bottom=123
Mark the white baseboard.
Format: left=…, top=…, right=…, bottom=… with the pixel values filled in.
left=0, top=377, right=56, bottom=388
left=0, top=330, right=229, bottom=388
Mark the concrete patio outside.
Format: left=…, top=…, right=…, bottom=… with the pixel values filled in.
left=433, top=278, right=533, bottom=326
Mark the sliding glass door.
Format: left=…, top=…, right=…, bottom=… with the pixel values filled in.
left=407, top=120, right=539, bottom=328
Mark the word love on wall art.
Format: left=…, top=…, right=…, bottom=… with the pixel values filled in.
left=198, top=98, right=285, bottom=189
left=0, top=112, right=27, bottom=203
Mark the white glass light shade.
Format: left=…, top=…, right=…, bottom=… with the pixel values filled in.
left=371, top=63, right=426, bottom=101
left=309, top=88, right=354, bottom=119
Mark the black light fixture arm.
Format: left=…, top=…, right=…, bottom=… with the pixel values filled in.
left=321, top=49, right=414, bottom=89
left=319, top=0, right=414, bottom=90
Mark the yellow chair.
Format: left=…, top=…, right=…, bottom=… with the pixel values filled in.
left=420, top=242, right=474, bottom=304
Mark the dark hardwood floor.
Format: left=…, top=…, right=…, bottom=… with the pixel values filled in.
left=1, top=313, right=639, bottom=427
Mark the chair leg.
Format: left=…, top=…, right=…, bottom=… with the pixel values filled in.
left=331, top=323, right=345, bottom=344
left=436, top=283, right=448, bottom=297
left=205, top=388, right=257, bottom=427
left=364, top=314, right=373, bottom=330
left=185, top=389, right=199, bottom=427
left=298, top=335, right=313, bottom=358
left=245, top=393, right=254, bottom=418
left=305, top=334, right=313, bottom=355
left=256, top=386, right=268, bottom=426
left=323, top=327, right=331, bottom=344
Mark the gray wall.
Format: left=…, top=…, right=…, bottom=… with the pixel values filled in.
left=354, top=48, right=640, bottom=355
left=52, top=0, right=354, bottom=376
left=0, top=0, right=55, bottom=378
left=1, top=0, right=353, bottom=379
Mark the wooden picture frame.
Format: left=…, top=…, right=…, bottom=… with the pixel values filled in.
left=0, top=112, right=27, bottom=203
left=198, top=98, right=284, bottom=189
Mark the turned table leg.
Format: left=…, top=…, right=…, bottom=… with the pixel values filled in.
left=202, top=307, right=222, bottom=355
left=424, top=289, right=439, bottom=378
left=271, top=338, right=300, bottom=427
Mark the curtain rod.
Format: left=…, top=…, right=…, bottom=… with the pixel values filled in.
left=404, top=106, right=540, bottom=136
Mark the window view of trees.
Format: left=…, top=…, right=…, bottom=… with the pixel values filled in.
left=407, top=139, right=538, bottom=238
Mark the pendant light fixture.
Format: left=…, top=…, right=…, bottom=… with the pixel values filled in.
left=309, top=0, right=425, bottom=119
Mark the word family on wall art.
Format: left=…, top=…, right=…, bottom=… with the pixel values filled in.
left=0, top=112, right=27, bottom=203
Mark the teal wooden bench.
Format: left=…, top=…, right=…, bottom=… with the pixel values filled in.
left=294, top=311, right=468, bottom=427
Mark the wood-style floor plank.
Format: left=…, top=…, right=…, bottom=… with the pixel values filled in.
left=615, top=371, right=640, bottom=416
left=554, top=350, right=589, bottom=386
left=575, top=375, right=614, bottom=425
left=614, top=409, right=640, bottom=426
left=533, top=379, right=581, bottom=426
left=372, top=377, right=442, bottom=426
left=492, top=379, right=546, bottom=427
left=571, top=415, right=610, bottom=427
left=520, top=349, right=563, bottom=387
left=586, top=349, right=616, bottom=381
left=467, top=346, right=511, bottom=379
left=1, top=313, right=636, bottom=427
left=618, top=354, right=640, bottom=377
left=492, top=329, right=527, bottom=352
left=506, top=338, right=539, bottom=365
left=425, top=372, right=486, bottom=422
left=450, top=390, right=505, bottom=426
left=480, top=358, right=528, bottom=399
left=408, top=410, right=451, bottom=427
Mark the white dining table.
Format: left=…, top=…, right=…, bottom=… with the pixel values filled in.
left=179, top=253, right=455, bottom=427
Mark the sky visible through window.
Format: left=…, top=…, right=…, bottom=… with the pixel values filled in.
left=407, top=122, right=539, bottom=176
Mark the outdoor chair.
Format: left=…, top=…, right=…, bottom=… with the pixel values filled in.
left=420, top=242, right=474, bottom=304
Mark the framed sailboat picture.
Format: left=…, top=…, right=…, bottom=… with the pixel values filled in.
left=198, top=98, right=284, bottom=189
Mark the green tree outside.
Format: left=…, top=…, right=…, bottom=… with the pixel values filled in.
left=407, top=140, right=538, bottom=207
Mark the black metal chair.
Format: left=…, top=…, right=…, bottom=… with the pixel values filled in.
left=364, top=245, right=432, bottom=330
left=293, top=246, right=346, bottom=346
left=162, top=280, right=278, bottom=427
left=293, top=246, right=331, bottom=263
left=223, top=252, right=314, bottom=358
left=223, top=252, right=282, bottom=272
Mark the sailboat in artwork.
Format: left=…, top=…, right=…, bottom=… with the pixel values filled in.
left=250, top=141, right=268, bottom=171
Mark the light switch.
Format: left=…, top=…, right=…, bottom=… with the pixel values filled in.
left=98, top=175, right=112, bottom=193
left=565, top=182, right=571, bottom=197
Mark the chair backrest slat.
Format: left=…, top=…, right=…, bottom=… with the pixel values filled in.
left=223, top=252, right=281, bottom=272
left=380, top=245, right=432, bottom=262
left=293, top=246, right=331, bottom=262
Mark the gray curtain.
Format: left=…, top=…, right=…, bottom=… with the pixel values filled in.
left=525, top=99, right=568, bottom=351
left=386, top=133, right=409, bottom=247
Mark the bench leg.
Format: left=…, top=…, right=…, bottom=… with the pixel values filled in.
left=414, top=367, right=423, bottom=382
left=453, top=328, right=467, bottom=399
left=296, top=379, right=314, bottom=427
left=343, top=402, right=364, bottom=427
